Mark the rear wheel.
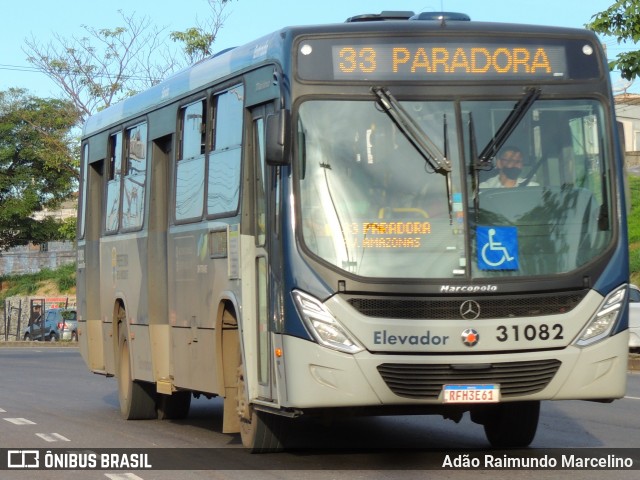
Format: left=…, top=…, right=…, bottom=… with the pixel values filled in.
left=117, top=306, right=157, bottom=420
left=236, top=364, right=285, bottom=453
left=482, top=401, right=540, bottom=448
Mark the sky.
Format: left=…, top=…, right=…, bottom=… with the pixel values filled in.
left=0, top=0, right=634, bottom=97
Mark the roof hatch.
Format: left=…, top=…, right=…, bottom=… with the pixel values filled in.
left=345, top=11, right=471, bottom=23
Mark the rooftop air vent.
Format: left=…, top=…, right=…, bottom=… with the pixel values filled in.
left=410, top=12, right=471, bottom=21
left=346, top=11, right=415, bottom=22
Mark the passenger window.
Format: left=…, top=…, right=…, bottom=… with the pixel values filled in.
left=105, top=132, right=122, bottom=232
left=79, top=144, right=89, bottom=239
left=122, top=123, right=147, bottom=230
left=208, top=85, right=244, bottom=216
left=176, top=100, right=206, bottom=221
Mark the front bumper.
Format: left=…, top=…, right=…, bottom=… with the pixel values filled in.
left=279, top=331, right=628, bottom=409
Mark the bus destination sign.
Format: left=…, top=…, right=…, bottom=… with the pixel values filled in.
left=333, top=44, right=566, bottom=80
left=297, top=38, right=577, bottom=82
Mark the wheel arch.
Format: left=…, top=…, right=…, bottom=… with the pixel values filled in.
left=215, top=292, right=242, bottom=434
left=215, top=293, right=242, bottom=394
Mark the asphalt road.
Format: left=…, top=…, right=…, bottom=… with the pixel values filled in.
left=0, top=347, right=639, bottom=480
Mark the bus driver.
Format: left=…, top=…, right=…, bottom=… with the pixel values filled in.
left=480, top=146, right=538, bottom=188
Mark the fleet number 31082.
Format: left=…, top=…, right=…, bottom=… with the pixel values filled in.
left=496, top=324, right=564, bottom=342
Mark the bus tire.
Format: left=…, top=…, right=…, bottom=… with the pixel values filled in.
left=482, top=401, right=540, bottom=448
left=236, top=364, right=285, bottom=453
left=157, top=391, right=191, bottom=420
left=117, top=314, right=157, bottom=420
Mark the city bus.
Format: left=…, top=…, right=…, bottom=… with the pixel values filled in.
left=77, top=10, right=630, bottom=451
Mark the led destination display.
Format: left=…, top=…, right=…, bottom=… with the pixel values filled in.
left=333, top=44, right=566, bottom=80
left=297, top=37, right=600, bottom=81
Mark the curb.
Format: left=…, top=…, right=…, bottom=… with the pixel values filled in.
left=0, top=341, right=78, bottom=348
left=629, top=354, right=640, bottom=372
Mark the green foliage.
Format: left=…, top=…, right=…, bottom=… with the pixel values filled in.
left=0, top=89, right=79, bottom=250
left=58, top=217, right=77, bottom=243
left=54, top=263, right=77, bottom=291
left=628, top=176, right=640, bottom=284
left=0, top=263, right=76, bottom=307
left=628, top=176, right=640, bottom=243
left=170, top=28, right=215, bottom=62
left=170, top=0, right=233, bottom=65
left=586, top=0, right=640, bottom=80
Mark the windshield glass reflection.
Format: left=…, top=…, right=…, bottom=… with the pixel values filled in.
left=296, top=98, right=612, bottom=280
left=298, top=100, right=464, bottom=279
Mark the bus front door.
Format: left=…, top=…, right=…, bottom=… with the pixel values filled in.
left=251, top=103, right=277, bottom=402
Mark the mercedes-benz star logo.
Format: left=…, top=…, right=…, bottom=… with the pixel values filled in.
left=461, top=328, right=480, bottom=347
left=459, top=300, right=481, bottom=320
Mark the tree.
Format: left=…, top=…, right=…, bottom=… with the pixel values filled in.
left=587, top=0, right=640, bottom=80
left=0, top=89, right=80, bottom=250
left=23, top=0, right=236, bottom=123
left=170, top=0, right=233, bottom=64
left=23, top=10, right=180, bottom=123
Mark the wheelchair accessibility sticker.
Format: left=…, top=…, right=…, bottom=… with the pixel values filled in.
left=477, top=226, right=519, bottom=270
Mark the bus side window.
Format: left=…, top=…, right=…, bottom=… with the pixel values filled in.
left=105, top=132, right=122, bottom=233
left=79, top=144, right=89, bottom=239
left=208, top=85, right=244, bottom=217
left=122, top=123, right=147, bottom=230
left=175, top=99, right=206, bottom=221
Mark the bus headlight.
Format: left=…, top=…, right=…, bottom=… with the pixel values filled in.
left=292, top=290, right=364, bottom=354
left=574, top=285, right=627, bottom=347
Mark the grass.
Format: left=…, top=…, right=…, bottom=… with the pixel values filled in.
left=628, top=176, right=640, bottom=285
left=0, top=262, right=76, bottom=307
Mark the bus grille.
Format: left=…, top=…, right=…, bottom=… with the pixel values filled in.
left=347, top=291, right=586, bottom=319
left=377, top=359, right=561, bottom=399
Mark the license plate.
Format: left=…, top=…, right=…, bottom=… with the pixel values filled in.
left=443, top=384, right=500, bottom=403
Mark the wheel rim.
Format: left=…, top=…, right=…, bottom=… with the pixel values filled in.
left=119, top=339, right=132, bottom=416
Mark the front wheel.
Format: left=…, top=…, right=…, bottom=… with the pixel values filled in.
left=236, top=364, right=286, bottom=453
left=117, top=308, right=157, bottom=420
left=482, top=401, right=540, bottom=448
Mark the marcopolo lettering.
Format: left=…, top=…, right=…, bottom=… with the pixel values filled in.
left=440, top=284, right=498, bottom=293
left=374, top=330, right=449, bottom=346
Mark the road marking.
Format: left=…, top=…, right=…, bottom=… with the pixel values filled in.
left=36, top=433, right=70, bottom=442
left=0, top=408, right=6, bottom=413
left=4, top=418, right=36, bottom=425
left=105, top=474, right=145, bottom=480
left=624, top=395, right=640, bottom=400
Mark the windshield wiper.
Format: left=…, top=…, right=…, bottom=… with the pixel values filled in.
left=476, top=87, right=541, bottom=168
left=372, top=86, right=454, bottom=223
left=372, top=87, right=451, bottom=175
left=468, top=112, right=481, bottom=220
left=469, top=87, right=541, bottom=219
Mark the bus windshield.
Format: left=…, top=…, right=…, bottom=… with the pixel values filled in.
left=297, top=97, right=612, bottom=279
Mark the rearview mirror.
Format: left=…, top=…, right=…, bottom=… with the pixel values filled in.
left=266, top=109, right=291, bottom=166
